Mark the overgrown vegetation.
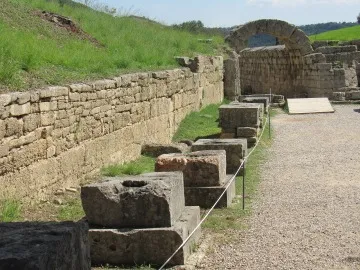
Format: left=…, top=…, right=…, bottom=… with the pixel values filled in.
left=310, top=25, right=360, bottom=41
left=101, top=156, right=155, bottom=177
left=0, top=199, right=22, bottom=222
left=173, top=102, right=226, bottom=142
left=0, top=0, right=224, bottom=92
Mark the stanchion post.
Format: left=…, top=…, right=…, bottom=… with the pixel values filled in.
left=269, top=88, right=272, bottom=139
left=242, top=160, right=246, bottom=210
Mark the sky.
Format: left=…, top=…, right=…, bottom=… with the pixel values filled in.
left=100, top=0, right=360, bottom=27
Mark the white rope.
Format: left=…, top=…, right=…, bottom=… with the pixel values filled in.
left=158, top=112, right=271, bottom=270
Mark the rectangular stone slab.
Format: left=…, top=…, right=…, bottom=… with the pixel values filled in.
left=81, top=172, right=185, bottom=228
left=184, top=175, right=236, bottom=209
left=219, top=104, right=261, bottom=132
left=191, top=139, right=247, bottom=174
left=0, top=221, right=90, bottom=270
left=89, top=206, right=201, bottom=267
left=287, top=98, right=335, bottom=114
left=155, top=150, right=226, bottom=187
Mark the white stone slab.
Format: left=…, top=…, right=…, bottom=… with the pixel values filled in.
left=287, top=98, right=335, bottom=114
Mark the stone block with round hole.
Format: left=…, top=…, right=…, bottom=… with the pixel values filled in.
left=81, top=172, right=185, bottom=228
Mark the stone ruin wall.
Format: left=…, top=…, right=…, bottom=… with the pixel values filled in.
left=0, top=56, right=224, bottom=201
left=237, top=46, right=346, bottom=98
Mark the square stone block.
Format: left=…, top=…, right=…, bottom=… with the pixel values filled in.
left=0, top=221, right=90, bottom=270
left=219, top=104, right=261, bottom=132
left=155, top=150, right=226, bottom=187
left=191, top=139, right=247, bottom=174
left=184, top=175, right=236, bottom=209
left=241, top=97, right=269, bottom=113
left=81, top=172, right=185, bottom=228
left=89, top=206, right=201, bottom=267
left=235, top=102, right=265, bottom=118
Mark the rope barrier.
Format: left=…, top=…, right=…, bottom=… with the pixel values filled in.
left=158, top=112, right=271, bottom=270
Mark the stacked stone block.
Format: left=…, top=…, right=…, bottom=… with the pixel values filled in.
left=81, top=172, right=201, bottom=267
left=155, top=150, right=235, bottom=208
left=0, top=55, right=224, bottom=202
left=0, top=221, right=90, bottom=270
left=191, top=139, right=247, bottom=175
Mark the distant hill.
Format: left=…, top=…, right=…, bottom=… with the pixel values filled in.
left=310, top=25, right=360, bottom=41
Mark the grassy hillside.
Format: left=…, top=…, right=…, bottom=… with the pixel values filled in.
left=310, top=25, right=360, bottom=41
left=0, top=0, right=224, bottom=93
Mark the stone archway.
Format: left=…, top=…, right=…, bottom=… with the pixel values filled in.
left=226, top=19, right=313, bottom=56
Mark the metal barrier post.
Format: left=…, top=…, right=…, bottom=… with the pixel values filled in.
left=242, top=160, right=246, bottom=210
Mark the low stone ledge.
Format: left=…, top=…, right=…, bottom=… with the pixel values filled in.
left=89, top=206, right=201, bottom=267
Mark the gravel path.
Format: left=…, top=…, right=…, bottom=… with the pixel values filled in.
left=198, top=105, right=360, bottom=270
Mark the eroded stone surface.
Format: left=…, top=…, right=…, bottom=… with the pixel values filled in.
left=141, top=143, right=190, bottom=157
left=0, top=221, right=90, bottom=270
left=89, top=206, right=201, bottom=267
left=184, top=175, right=236, bottom=209
left=155, top=150, right=226, bottom=187
left=191, top=139, right=247, bottom=174
left=237, top=127, right=259, bottom=138
left=219, top=104, right=261, bottom=132
left=81, top=172, right=185, bottom=228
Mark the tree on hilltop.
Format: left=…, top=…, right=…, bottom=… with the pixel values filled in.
left=357, top=13, right=360, bottom=24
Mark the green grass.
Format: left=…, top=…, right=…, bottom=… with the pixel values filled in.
left=57, top=197, right=85, bottom=221
left=0, top=0, right=224, bottom=92
left=102, top=155, right=155, bottom=177
left=203, top=110, right=277, bottom=231
left=173, top=102, right=227, bottom=142
left=310, top=25, right=360, bottom=41
left=0, top=199, right=22, bottom=222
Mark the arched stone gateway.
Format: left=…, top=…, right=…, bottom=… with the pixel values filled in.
left=226, top=19, right=313, bottom=56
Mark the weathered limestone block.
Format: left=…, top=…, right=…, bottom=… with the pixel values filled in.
left=315, top=45, right=357, bottom=54
left=191, top=139, right=247, bottom=174
left=39, top=86, right=69, bottom=98
left=5, top=118, right=23, bottom=137
left=237, top=127, right=259, bottom=138
left=155, top=150, right=226, bottom=187
left=332, top=92, right=346, bottom=101
left=219, top=104, right=261, bottom=132
left=184, top=175, right=236, bottom=208
left=9, top=103, right=31, bottom=116
left=0, top=221, right=90, bottom=270
left=81, top=172, right=185, bottom=228
left=224, top=51, right=241, bottom=100
left=345, top=90, right=360, bottom=100
left=89, top=206, right=200, bottom=267
left=141, top=143, right=189, bottom=157
left=241, top=97, right=269, bottom=113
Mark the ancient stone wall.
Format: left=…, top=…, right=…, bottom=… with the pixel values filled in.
left=238, top=46, right=346, bottom=98
left=315, top=45, right=360, bottom=65
left=0, top=56, right=224, bottom=201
